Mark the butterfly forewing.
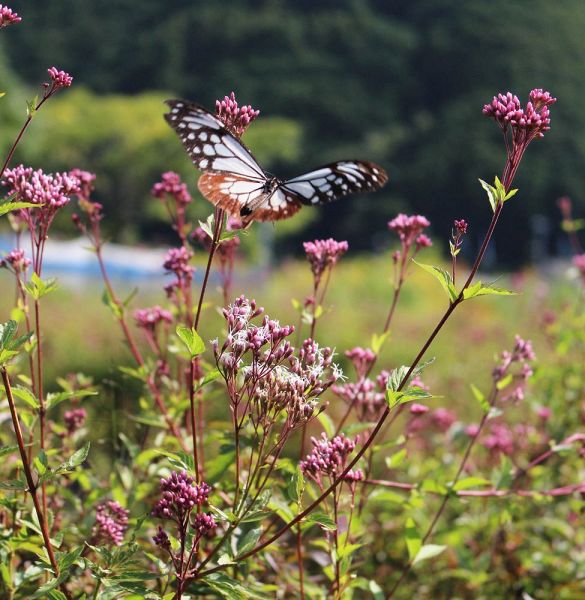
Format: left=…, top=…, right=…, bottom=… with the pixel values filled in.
left=282, top=161, right=388, bottom=206
left=164, top=100, right=265, bottom=180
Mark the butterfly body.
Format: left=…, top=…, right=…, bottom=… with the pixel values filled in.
left=165, top=99, right=388, bottom=225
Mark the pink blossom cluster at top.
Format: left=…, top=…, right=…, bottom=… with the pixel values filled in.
left=483, top=89, right=556, bottom=139
left=303, top=238, right=349, bottom=284
left=454, top=219, right=468, bottom=235
left=152, top=470, right=211, bottom=523
left=216, top=92, right=260, bottom=137
left=0, top=4, right=21, bottom=27
left=134, top=306, right=173, bottom=330
left=388, top=214, right=432, bottom=248
left=151, top=171, right=192, bottom=206
left=47, top=67, right=73, bottom=89
left=300, top=432, right=358, bottom=484
left=92, top=501, right=129, bottom=546
left=4, top=165, right=81, bottom=209
left=0, top=248, right=31, bottom=273
left=63, top=407, right=87, bottom=434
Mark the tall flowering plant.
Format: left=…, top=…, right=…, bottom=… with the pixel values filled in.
left=1, top=16, right=581, bottom=597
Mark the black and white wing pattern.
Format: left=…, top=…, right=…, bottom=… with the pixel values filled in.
left=164, top=99, right=388, bottom=224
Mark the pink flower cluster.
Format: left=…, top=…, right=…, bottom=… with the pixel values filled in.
left=92, top=501, right=129, bottom=546
left=345, top=346, right=376, bottom=379
left=47, top=67, right=73, bottom=89
left=483, top=89, right=556, bottom=139
left=216, top=92, right=260, bottom=137
left=492, top=335, right=535, bottom=401
left=453, top=219, right=468, bottom=235
left=134, top=306, right=173, bottom=330
left=303, top=238, right=349, bottom=285
left=152, top=471, right=211, bottom=521
left=333, top=376, right=386, bottom=422
left=63, top=407, right=87, bottom=434
left=300, top=433, right=358, bottom=485
left=388, top=214, right=431, bottom=248
left=0, top=248, right=31, bottom=273
left=69, top=168, right=96, bottom=202
left=0, top=4, right=20, bottom=27
left=151, top=171, right=192, bottom=206
left=163, top=247, right=194, bottom=298
left=4, top=165, right=80, bottom=209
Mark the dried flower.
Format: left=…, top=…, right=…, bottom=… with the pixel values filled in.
left=303, top=238, right=349, bottom=286
left=0, top=4, right=21, bottom=27
left=93, top=501, right=129, bottom=546
left=215, top=92, right=260, bottom=137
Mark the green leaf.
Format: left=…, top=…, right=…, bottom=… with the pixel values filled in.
left=304, top=512, right=337, bottom=531
left=0, top=201, right=37, bottom=216
left=452, top=477, right=492, bottom=491
left=496, top=373, right=513, bottom=390
left=101, top=287, right=123, bottom=319
left=198, top=368, right=221, bottom=388
left=25, top=273, right=59, bottom=300
left=202, top=573, right=248, bottom=600
left=371, top=332, right=390, bottom=355
left=385, top=448, right=407, bottom=469
left=405, top=518, right=421, bottom=560
left=176, top=326, right=205, bottom=358
left=236, top=527, right=261, bottom=556
left=463, top=281, right=516, bottom=300
left=386, top=385, right=434, bottom=410
left=470, top=384, right=490, bottom=413
left=0, top=445, right=20, bottom=458
left=316, top=412, right=335, bottom=438
left=45, top=389, right=97, bottom=410
left=412, top=544, right=447, bottom=565
left=11, top=386, right=40, bottom=409
left=0, top=320, right=17, bottom=350
left=479, top=178, right=500, bottom=212
left=0, top=478, right=27, bottom=490
left=413, top=260, right=458, bottom=303
left=287, top=467, right=304, bottom=505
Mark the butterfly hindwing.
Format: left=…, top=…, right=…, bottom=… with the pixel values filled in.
left=282, top=161, right=388, bottom=206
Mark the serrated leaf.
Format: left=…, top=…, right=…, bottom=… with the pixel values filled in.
left=412, top=544, right=447, bottom=565
left=176, top=326, right=205, bottom=357
left=287, top=467, right=304, bottom=505
left=304, top=512, right=337, bottom=531
left=452, top=477, right=492, bottom=491
left=463, top=281, right=516, bottom=300
left=45, top=389, right=97, bottom=410
left=413, top=260, right=458, bottom=303
left=11, top=386, right=40, bottom=409
left=236, top=527, right=261, bottom=556
left=198, top=368, right=221, bottom=388
left=0, top=201, right=37, bottom=216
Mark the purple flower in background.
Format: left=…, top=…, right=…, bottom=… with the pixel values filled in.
left=0, top=4, right=21, bottom=27
left=92, top=501, right=129, bottom=546
left=303, top=238, right=349, bottom=286
left=69, top=169, right=96, bottom=202
left=216, top=91, right=259, bottom=137
left=573, top=254, right=585, bottom=281
left=151, top=171, right=192, bottom=206
left=134, top=306, right=173, bottom=330
left=0, top=249, right=31, bottom=273
left=409, top=403, right=429, bottom=416
left=345, top=346, right=376, bottom=379
left=300, top=433, right=358, bottom=485
left=63, top=407, right=87, bottom=434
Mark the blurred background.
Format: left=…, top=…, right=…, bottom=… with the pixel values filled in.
left=1, top=0, right=583, bottom=266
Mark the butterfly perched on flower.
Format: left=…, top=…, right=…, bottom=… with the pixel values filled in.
left=165, top=98, right=388, bottom=225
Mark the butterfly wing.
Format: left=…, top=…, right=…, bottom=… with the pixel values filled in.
left=198, top=172, right=302, bottom=224
left=164, top=99, right=266, bottom=180
left=281, top=160, right=388, bottom=206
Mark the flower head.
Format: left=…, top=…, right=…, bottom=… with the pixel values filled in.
left=0, top=5, right=21, bottom=27
left=216, top=92, right=259, bottom=137
left=345, top=346, right=376, bottom=379
left=69, top=169, right=96, bottom=202
left=134, top=306, right=173, bottom=330
left=0, top=249, right=31, bottom=274
left=152, top=471, right=211, bottom=522
left=47, top=67, right=73, bottom=89
left=92, top=501, right=129, bottom=546
left=300, top=433, right=358, bottom=484
left=151, top=171, right=192, bottom=206
left=303, top=238, right=348, bottom=285
left=388, top=214, right=431, bottom=247
left=63, top=408, right=87, bottom=434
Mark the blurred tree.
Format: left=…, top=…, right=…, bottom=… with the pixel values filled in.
left=1, top=0, right=583, bottom=263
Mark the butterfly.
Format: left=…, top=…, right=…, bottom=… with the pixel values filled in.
left=165, top=99, right=388, bottom=225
